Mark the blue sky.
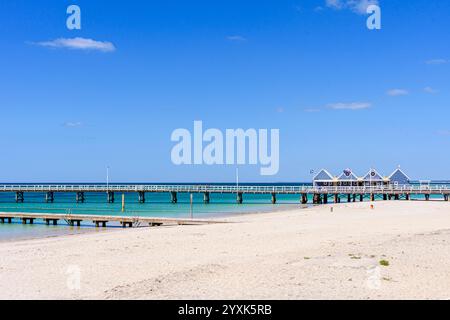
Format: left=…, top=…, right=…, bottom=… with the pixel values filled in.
left=0, top=0, right=449, bottom=182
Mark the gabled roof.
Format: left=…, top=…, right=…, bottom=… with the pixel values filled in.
left=313, top=169, right=334, bottom=181
left=389, top=167, right=411, bottom=181
left=362, top=169, right=384, bottom=181
left=337, top=171, right=358, bottom=181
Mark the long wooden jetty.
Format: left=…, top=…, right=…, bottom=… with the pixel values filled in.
left=0, top=212, right=225, bottom=228
left=0, top=184, right=449, bottom=204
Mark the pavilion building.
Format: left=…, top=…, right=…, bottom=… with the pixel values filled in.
left=313, top=167, right=411, bottom=187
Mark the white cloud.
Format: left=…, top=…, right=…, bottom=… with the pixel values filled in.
left=424, top=86, right=438, bottom=94
left=326, top=0, right=379, bottom=15
left=63, top=121, right=83, bottom=128
left=328, top=102, right=371, bottom=110
left=425, top=59, right=448, bottom=65
left=226, top=35, right=247, bottom=42
left=387, top=89, right=409, bottom=96
left=35, top=37, right=115, bottom=52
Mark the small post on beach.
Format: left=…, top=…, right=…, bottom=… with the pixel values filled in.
left=122, top=193, right=125, bottom=212
left=271, top=193, right=277, bottom=204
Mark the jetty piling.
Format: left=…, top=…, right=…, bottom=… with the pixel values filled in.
left=170, top=192, right=178, bottom=204
left=138, top=191, right=145, bottom=203
left=237, top=192, right=243, bottom=204
left=45, top=192, right=54, bottom=203
left=203, top=192, right=210, bottom=204
left=107, top=192, right=115, bottom=203
left=76, top=192, right=85, bottom=203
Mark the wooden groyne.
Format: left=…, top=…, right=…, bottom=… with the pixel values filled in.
left=0, top=212, right=226, bottom=228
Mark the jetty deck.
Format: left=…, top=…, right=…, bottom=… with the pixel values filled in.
left=0, top=184, right=449, bottom=204
left=0, top=212, right=226, bottom=228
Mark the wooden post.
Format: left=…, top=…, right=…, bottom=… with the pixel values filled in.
left=122, top=193, right=125, bottom=212
left=360, top=194, right=364, bottom=202
left=323, top=194, right=328, bottom=204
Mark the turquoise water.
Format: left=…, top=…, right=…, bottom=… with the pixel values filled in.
left=1, top=182, right=449, bottom=241
left=0, top=188, right=306, bottom=241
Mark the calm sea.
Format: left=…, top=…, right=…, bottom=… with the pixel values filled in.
left=0, top=182, right=448, bottom=241
left=0, top=183, right=310, bottom=241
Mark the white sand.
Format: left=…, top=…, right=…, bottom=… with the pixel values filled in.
left=1, top=201, right=450, bottom=300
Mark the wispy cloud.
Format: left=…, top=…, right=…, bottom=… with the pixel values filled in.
left=425, top=59, right=448, bottom=65
left=34, top=37, right=115, bottom=52
left=387, top=89, right=409, bottom=96
left=63, top=121, right=83, bottom=128
left=424, top=86, right=438, bottom=94
left=304, top=108, right=321, bottom=113
left=437, top=130, right=450, bottom=136
left=325, top=0, right=379, bottom=15
left=328, top=102, right=371, bottom=110
left=226, top=35, right=247, bottom=42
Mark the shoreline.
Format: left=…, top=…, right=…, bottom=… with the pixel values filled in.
left=0, top=203, right=305, bottom=243
left=1, top=201, right=450, bottom=299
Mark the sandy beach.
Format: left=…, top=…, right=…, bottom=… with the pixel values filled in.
left=1, top=201, right=450, bottom=300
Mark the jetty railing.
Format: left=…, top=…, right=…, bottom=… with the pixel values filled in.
left=0, top=184, right=448, bottom=194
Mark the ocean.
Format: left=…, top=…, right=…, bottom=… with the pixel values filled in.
left=0, top=183, right=310, bottom=241
left=0, top=182, right=448, bottom=241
